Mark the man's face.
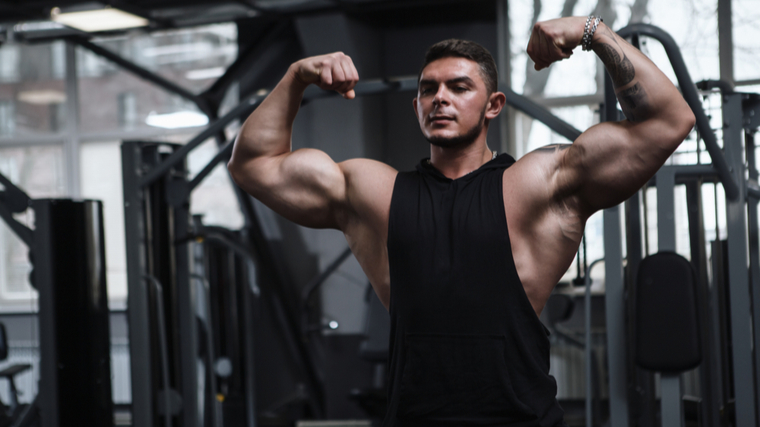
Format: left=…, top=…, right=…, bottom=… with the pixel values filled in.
left=414, top=57, right=491, bottom=149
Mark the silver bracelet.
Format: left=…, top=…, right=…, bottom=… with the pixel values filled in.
left=582, top=16, right=602, bottom=51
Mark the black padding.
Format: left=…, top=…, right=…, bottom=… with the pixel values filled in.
left=635, top=252, right=702, bottom=373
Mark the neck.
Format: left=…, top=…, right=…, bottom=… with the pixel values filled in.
left=429, top=139, right=494, bottom=180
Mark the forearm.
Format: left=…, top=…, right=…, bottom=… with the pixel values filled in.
left=591, top=22, right=686, bottom=124
left=230, top=65, right=308, bottom=167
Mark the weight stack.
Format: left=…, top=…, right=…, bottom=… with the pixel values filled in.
left=33, top=199, right=113, bottom=427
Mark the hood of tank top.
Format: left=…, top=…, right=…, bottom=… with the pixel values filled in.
left=416, top=153, right=516, bottom=182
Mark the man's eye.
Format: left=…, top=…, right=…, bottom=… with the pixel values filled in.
left=455, top=86, right=468, bottom=92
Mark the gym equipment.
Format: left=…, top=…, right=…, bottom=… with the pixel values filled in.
left=0, top=174, right=113, bottom=427
left=34, top=199, right=114, bottom=427
left=0, top=323, right=32, bottom=424
left=635, top=252, right=702, bottom=427
left=600, top=23, right=760, bottom=427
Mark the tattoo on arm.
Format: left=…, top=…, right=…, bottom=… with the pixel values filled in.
left=595, top=27, right=635, bottom=88
left=594, top=27, right=652, bottom=122
left=618, top=83, right=653, bottom=122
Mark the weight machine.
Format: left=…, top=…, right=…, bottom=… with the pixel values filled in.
left=597, top=24, right=760, bottom=427
left=0, top=174, right=114, bottom=427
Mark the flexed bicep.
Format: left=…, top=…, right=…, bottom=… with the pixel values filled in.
left=529, top=17, right=694, bottom=217
left=232, top=148, right=350, bottom=229
left=228, top=52, right=362, bottom=229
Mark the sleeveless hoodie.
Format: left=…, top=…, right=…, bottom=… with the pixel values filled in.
left=384, top=154, right=566, bottom=427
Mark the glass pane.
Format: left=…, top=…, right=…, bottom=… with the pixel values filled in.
left=0, top=145, right=65, bottom=311
left=0, top=41, right=67, bottom=136
left=734, top=0, right=760, bottom=81
left=77, top=24, right=237, bottom=134
left=188, top=138, right=244, bottom=229
left=79, top=141, right=128, bottom=309
left=645, top=0, right=719, bottom=84
left=77, top=47, right=206, bottom=134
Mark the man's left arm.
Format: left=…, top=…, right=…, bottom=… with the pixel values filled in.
left=527, top=17, right=696, bottom=215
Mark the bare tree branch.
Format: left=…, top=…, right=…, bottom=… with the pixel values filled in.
left=629, top=0, right=649, bottom=24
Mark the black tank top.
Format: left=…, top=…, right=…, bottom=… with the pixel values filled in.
left=384, top=154, right=566, bottom=427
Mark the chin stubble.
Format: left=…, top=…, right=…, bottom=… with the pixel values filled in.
left=424, top=109, right=486, bottom=149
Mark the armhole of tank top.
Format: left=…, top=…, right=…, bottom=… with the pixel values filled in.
left=497, top=168, right=512, bottom=246
left=386, top=171, right=406, bottom=250
left=499, top=168, right=546, bottom=327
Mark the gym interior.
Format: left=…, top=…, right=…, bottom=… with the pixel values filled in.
left=0, top=0, right=759, bottom=426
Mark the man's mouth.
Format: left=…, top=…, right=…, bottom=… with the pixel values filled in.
left=430, top=115, right=454, bottom=124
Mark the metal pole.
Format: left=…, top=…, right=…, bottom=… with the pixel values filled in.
left=144, top=275, right=173, bottom=427
left=496, top=0, right=516, bottom=156
left=723, top=93, right=756, bottom=427
left=717, top=0, right=735, bottom=87
left=656, top=167, right=677, bottom=251
left=500, top=86, right=582, bottom=142
left=585, top=258, right=604, bottom=427
left=64, top=41, right=81, bottom=198
left=745, top=130, right=760, bottom=413
left=655, top=167, right=683, bottom=427
left=603, top=205, right=629, bottom=427
left=121, top=141, right=154, bottom=427
left=71, top=37, right=211, bottom=116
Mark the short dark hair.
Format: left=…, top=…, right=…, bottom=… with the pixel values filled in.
left=418, top=39, right=499, bottom=94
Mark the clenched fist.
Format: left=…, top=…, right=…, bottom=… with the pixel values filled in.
left=291, top=52, right=359, bottom=99
left=527, top=17, right=587, bottom=71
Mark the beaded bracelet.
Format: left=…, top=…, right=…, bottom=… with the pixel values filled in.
left=582, top=16, right=602, bottom=51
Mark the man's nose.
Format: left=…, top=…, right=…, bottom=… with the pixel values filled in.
left=433, top=86, right=449, bottom=105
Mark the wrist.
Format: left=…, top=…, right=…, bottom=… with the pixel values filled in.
left=287, top=63, right=311, bottom=91
left=581, top=16, right=603, bottom=51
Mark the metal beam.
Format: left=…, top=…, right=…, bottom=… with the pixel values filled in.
left=656, top=167, right=676, bottom=251
left=745, top=129, right=760, bottom=413
left=121, top=141, right=154, bottom=427
left=496, top=0, right=515, bottom=156
left=718, top=0, right=734, bottom=87
left=64, top=41, right=81, bottom=198
left=501, top=86, right=582, bottom=142
left=139, top=94, right=265, bottom=188
left=723, top=93, right=756, bottom=427
left=603, top=205, right=629, bottom=427
left=654, top=166, right=683, bottom=427
left=70, top=37, right=212, bottom=116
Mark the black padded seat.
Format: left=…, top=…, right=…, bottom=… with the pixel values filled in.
left=635, top=252, right=702, bottom=373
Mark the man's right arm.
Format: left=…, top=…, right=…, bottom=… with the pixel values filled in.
left=227, top=52, right=359, bottom=229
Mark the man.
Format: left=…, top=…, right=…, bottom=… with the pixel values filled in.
left=229, top=16, right=695, bottom=427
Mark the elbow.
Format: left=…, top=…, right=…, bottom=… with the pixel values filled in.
left=680, top=108, right=697, bottom=139
left=227, top=153, right=254, bottom=191
left=226, top=158, right=242, bottom=186
left=665, top=105, right=696, bottom=151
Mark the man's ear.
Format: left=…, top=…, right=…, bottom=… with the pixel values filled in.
left=412, top=97, right=418, bottom=115
left=485, top=91, right=506, bottom=120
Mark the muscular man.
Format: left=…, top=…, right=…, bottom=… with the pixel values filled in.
left=229, top=16, right=695, bottom=427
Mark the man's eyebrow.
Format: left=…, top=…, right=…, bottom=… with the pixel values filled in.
left=447, top=76, right=476, bottom=85
left=418, top=76, right=476, bottom=86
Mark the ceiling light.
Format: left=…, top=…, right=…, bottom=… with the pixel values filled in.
left=51, top=6, right=149, bottom=33
left=145, top=111, right=209, bottom=129
left=17, top=90, right=66, bottom=105
left=185, top=67, right=226, bottom=80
